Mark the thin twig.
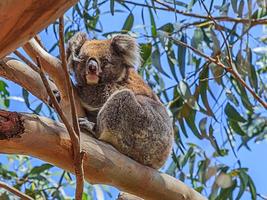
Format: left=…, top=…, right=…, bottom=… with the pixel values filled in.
left=200, top=71, right=227, bottom=82
left=199, top=0, right=234, bottom=69
left=152, top=0, right=267, bottom=26
left=58, top=16, right=84, bottom=200
left=0, top=181, right=34, bottom=200
left=58, top=16, right=80, bottom=138
left=170, top=36, right=267, bottom=109
left=13, top=50, right=40, bottom=73
left=36, top=57, right=84, bottom=199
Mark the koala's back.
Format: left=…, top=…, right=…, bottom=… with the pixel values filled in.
left=94, top=69, right=173, bottom=169
left=125, top=68, right=159, bottom=101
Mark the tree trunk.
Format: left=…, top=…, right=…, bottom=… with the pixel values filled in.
left=0, top=0, right=78, bottom=58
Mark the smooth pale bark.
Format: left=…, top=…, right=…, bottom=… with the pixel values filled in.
left=23, top=39, right=66, bottom=95
left=0, top=58, right=54, bottom=103
left=0, top=0, right=78, bottom=58
left=0, top=110, right=207, bottom=200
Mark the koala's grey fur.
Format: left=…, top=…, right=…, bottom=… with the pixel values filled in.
left=67, top=32, right=173, bottom=169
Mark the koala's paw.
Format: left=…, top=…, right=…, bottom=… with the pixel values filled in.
left=78, top=117, right=97, bottom=138
left=48, top=90, right=61, bottom=107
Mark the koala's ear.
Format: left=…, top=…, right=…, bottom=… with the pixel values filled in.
left=66, top=32, right=87, bottom=69
left=111, top=34, right=140, bottom=68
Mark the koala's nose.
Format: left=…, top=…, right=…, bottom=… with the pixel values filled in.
left=87, top=59, right=98, bottom=72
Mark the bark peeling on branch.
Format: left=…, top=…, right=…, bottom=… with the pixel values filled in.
left=0, top=110, right=24, bottom=140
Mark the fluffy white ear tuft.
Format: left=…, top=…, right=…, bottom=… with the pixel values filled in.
left=111, top=34, right=140, bottom=68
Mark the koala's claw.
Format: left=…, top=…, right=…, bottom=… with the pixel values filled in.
left=78, top=117, right=97, bottom=138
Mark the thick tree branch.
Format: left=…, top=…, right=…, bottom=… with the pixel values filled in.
left=0, top=110, right=207, bottom=200
left=0, top=0, right=78, bottom=58
left=23, top=39, right=67, bottom=95
left=0, top=58, right=56, bottom=103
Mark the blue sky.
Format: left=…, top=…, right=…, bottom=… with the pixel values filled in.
left=0, top=0, right=267, bottom=199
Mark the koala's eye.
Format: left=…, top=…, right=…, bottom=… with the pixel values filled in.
left=101, top=59, right=112, bottom=67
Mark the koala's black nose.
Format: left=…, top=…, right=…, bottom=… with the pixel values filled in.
left=87, top=59, right=98, bottom=72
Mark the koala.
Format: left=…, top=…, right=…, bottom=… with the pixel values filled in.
left=66, top=32, right=173, bottom=169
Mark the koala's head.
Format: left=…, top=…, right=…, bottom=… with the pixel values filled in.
left=66, top=32, right=140, bottom=85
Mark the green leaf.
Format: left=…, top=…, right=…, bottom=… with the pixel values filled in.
left=152, top=48, right=170, bottom=78
left=185, top=110, right=202, bottom=139
left=238, top=0, right=244, bottom=17
left=34, top=103, right=43, bottom=114
left=30, top=164, right=53, bottom=175
left=232, top=79, right=254, bottom=112
left=199, top=117, right=207, bottom=136
left=163, top=0, right=188, bottom=8
left=167, top=48, right=179, bottom=82
left=226, top=89, right=239, bottom=106
left=22, top=88, right=30, bottom=107
left=178, top=33, right=186, bottom=78
left=181, top=147, right=194, bottom=168
left=191, top=28, right=203, bottom=49
left=247, top=174, right=257, bottom=200
left=199, top=65, right=214, bottom=116
left=210, top=63, right=224, bottom=85
left=159, top=23, right=174, bottom=33
left=187, top=0, right=197, bottom=11
left=140, top=43, right=152, bottom=67
left=122, top=13, right=134, bottom=31
left=246, top=48, right=258, bottom=92
left=225, top=103, right=246, bottom=123
left=210, top=29, right=220, bottom=55
left=236, top=170, right=249, bottom=200
left=178, top=118, right=188, bottom=138
left=147, top=5, right=157, bottom=37
left=229, top=120, right=246, bottom=136
left=231, top=0, right=238, bottom=13
left=110, top=0, right=115, bottom=16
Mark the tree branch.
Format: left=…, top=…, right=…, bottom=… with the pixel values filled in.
left=170, top=36, right=267, bottom=109
left=0, top=0, right=78, bottom=58
left=0, top=58, right=56, bottom=103
left=153, top=0, right=267, bottom=26
left=0, top=181, right=33, bottom=200
left=23, top=39, right=67, bottom=95
left=0, top=110, right=207, bottom=200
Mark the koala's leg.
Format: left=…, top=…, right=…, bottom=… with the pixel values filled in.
left=96, top=89, right=173, bottom=169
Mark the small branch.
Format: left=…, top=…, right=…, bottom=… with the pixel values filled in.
left=153, top=0, right=267, bottom=26
left=58, top=16, right=84, bottom=200
left=170, top=36, right=267, bottom=109
left=58, top=16, right=80, bottom=138
left=0, top=181, right=33, bottom=200
left=199, top=0, right=234, bottom=69
left=37, top=57, right=84, bottom=200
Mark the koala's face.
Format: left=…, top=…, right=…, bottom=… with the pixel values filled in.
left=67, top=33, right=140, bottom=85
